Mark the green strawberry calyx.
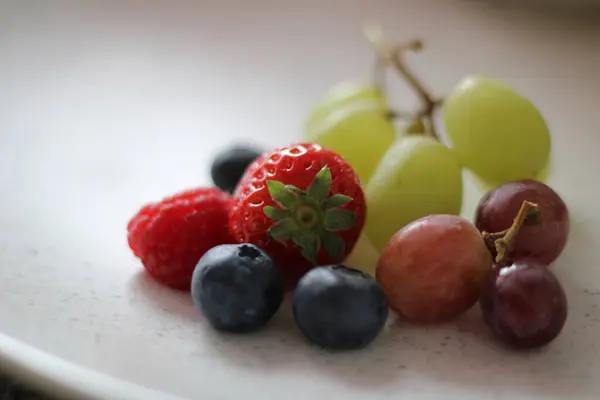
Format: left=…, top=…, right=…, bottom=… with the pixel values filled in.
left=263, top=166, right=356, bottom=264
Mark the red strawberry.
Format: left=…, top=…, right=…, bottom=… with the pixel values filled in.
left=229, top=143, right=366, bottom=286
left=127, top=188, right=233, bottom=290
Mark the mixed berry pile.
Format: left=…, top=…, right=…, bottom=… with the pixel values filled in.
left=126, top=31, right=570, bottom=352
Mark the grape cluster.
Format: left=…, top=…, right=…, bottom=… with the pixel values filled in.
left=376, top=180, right=569, bottom=349
left=303, top=29, right=552, bottom=252
left=476, top=180, right=569, bottom=349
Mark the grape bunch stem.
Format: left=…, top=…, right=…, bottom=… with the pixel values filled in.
left=482, top=201, right=540, bottom=264
left=364, top=25, right=442, bottom=140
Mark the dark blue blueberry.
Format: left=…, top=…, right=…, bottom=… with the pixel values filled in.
left=210, top=145, right=263, bottom=193
left=293, top=265, right=388, bottom=350
left=192, top=244, right=284, bottom=333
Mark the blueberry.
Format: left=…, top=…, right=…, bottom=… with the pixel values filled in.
left=192, top=244, right=284, bottom=333
left=210, top=145, right=263, bottom=193
left=293, top=265, right=388, bottom=350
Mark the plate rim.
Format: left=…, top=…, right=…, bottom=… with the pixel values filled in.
left=0, top=332, right=186, bottom=400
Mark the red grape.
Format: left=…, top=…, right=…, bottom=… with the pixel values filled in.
left=480, top=259, right=567, bottom=349
left=475, top=179, right=569, bottom=265
left=376, top=215, right=493, bottom=323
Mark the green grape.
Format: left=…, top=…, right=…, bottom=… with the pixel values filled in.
left=365, top=135, right=463, bottom=251
left=306, top=102, right=396, bottom=184
left=344, top=232, right=380, bottom=276
left=443, top=76, right=551, bottom=187
left=304, top=82, right=395, bottom=184
left=305, top=81, right=387, bottom=134
left=475, top=157, right=553, bottom=192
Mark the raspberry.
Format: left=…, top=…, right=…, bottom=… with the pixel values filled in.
left=127, top=188, right=234, bottom=290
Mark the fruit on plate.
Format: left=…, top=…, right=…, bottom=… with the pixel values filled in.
left=293, top=265, right=388, bottom=350
left=211, top=144, right=264, bottom=193
left=126, top=29, right=570, bottom=353
left=476, top=179, right=569, bottom=265
left=376, top=214, right=492, bottom=323
left=191, top=243, right=285, bottom=333
left=365, top=135, right=463, bottom=251
left=480, top=259, right=567, bottom=349
left=127, top=188, right=233, bottom=290
left=229, top=143, right=366, bottom=287
left=476, top=200, right=568, bottom=349
left=444, top=75, right=551, bottom=187
left=304, top=82, right=395, bottom=184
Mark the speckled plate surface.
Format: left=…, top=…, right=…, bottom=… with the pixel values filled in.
left=1, top=1, right=599, bottom=399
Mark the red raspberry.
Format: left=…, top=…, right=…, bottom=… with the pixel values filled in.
left=127, top=188, right=233, bottom=290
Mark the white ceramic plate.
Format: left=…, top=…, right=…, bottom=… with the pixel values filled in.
left=1, top=1, right=599, bottom=399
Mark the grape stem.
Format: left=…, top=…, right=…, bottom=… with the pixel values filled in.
left=364, top=25, right=442, bottom=140
left=482, top=201, right=540, bottom=264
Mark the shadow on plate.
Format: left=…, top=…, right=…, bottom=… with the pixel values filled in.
left=191, top=292, right=585, bottom=397
left=128, top=270, right=199, bottom=322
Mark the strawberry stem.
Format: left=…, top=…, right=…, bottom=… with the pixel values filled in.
left=263, top=167, right=357, bottom=264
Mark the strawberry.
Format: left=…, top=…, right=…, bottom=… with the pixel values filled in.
left=229, top=143, right=366, bottom=286
left=127, top=188, right=233, bottom=290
